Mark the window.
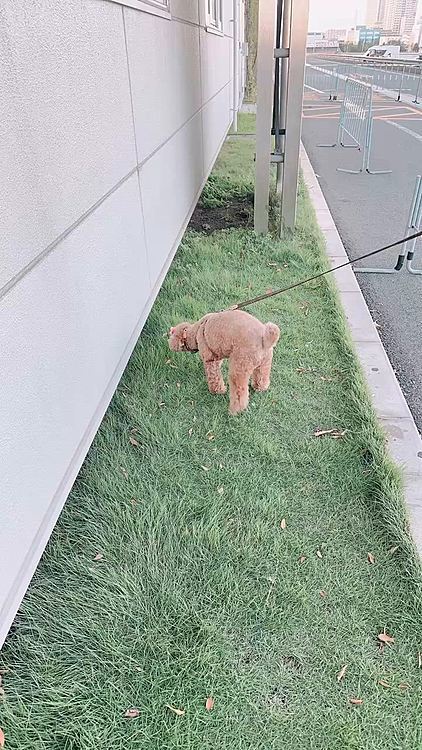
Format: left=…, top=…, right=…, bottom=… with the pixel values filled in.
left=143, top=0, right=169, bottom=8
left=206, top=0, right=223, bottom=33
left=108, top=0, right=170, bottom=18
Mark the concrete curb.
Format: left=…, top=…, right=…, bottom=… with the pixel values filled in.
left=300, top=143, right=422, bottom=555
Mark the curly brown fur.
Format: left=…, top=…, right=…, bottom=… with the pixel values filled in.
left=168, top=310, right=280, bottom=414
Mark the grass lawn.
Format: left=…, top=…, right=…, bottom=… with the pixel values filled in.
left=1, top=116, right=421, bottom=750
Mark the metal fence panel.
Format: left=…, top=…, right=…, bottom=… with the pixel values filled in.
left=340, top=77, right=372, bottom=148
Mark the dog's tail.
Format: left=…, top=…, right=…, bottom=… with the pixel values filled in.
left=263, top=322, right=280, bottom=348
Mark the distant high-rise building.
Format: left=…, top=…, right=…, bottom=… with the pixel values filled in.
left=383, top=0, right=417, bottom=36
left=378, top=0, right=386, bottom=25
left=401, top=0, right=417, bottom=35
left=366, top=0, right=382, bottom=25
left=366, top=0, right=387, bottom=25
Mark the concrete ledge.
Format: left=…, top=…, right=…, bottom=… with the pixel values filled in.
left=301, top=143, right=422, bottom=556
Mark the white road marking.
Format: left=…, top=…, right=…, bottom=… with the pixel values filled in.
left=304, top=84, right=326, bottom=94
left=385, top=119, right=422, bottom=141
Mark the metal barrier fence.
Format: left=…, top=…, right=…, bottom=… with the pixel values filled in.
left=305, top=63, right=384, bottom=101
left=309, top=56, right=422, bottom=103
left=319, top=77, right=391, bottom=175
left=305, top=64, right=341, bottom=100
left=356, top=175, right=422, bottom=275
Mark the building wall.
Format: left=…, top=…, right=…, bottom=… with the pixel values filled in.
left=324, top=28, right=347, bottom=41
left=383, top=0, right=417, bottom=35
left=401, top=0, right=418, bottom=35
left=0, top=0, right=244, bottom=646
left=366, top=0, right=381, bottom=25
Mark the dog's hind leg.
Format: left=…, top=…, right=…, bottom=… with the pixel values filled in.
left=204, top=360, right=226, bottom=394
left=252, top=349, right=273, bottom=392
left=228, top=358, right=253, bottom=414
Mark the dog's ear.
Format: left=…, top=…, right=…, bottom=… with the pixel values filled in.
left=170, top=327, right=175, bottom=334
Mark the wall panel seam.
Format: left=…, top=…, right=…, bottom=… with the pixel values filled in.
left=1, top=82, right=232, bottom=303
left=121, top=5, right=153, bottom=290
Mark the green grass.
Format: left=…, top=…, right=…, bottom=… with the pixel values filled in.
left=1, top=115, right=421, bottom=750
left=235, top=112, right=256, bottom=134
left=198, top=174, right=253, bottom=209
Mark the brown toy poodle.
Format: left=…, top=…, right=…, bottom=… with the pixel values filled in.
left=168, top=309, right=280, bottom=414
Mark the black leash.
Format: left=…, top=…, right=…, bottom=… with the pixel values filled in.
left=230, top=229, right=422, bottom=310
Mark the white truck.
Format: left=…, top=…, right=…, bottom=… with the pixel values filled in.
left=365, top=45, right=400, bottom=58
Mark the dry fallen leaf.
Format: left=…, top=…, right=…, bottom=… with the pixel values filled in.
left=280, top=518, right=287, bottom=530
left=388, top=546, right=399, bottom=555
left=217, top=486, right=224, bottom=495
left=349, top=698, right=363, bottom=705
left=418, top=651, right=422, bottom=669
left=337, top=665, right=347, bottom=682
left=129, top=436, right=140, bottom=447
left=316, top=549, right=323, bottom=559
left=188, top=428, right=193, bottom=437
left=299, top=555, right=306, bottom=564
left=166, top=705, right=185, bottom=716
left=0, top=728, right=4, bottom=748
left=296, top=367, right=317, bottom=374
left=313, top=428, right=347, bottom=439
left=205, top=697, right=215, bottom=711
left=378, top=632, right=395, bottom=645
left=201, top=465, right=210, bottom=471
left=367, top=552, right=375, bottom=564
left=399, top=683, right=411, bottom=690
left=207, top=433, right=215, bottom=441
left=319, top=590, right=327, bottom=598
left=93, top=553, right=104, bottom=562
left=124, top=707, right=140, bottom=719
left=378, top=679, right=391, bottom=688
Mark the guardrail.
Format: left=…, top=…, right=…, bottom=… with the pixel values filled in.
left=305, top=64, right=341, bottom=99
left=309, top=54, right=422, bottom=102
left=356, top=176, right=422, bottom=275
left=313, top=71, right=392, bottom=175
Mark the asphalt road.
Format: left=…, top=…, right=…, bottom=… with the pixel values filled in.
left=302, top=60, right=422, bottom=431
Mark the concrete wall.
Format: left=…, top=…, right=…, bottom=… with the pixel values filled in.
left=0, top=0, right=244, bottom=646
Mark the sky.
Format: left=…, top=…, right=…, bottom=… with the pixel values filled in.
left=308, top=0, right=366, bottom=32
left=308, top=0, right=422, bottom=32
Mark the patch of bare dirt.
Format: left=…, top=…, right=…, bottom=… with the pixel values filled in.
left=188, top=198, right=253, bottom=233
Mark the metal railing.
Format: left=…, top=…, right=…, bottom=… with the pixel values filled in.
left=356, top=175, right=422, bottom=275
left=318, top=75, right=391, bottom=175
left=309, top=55, right=422, bottom=103
left=305, top=64, right=342, bottom=99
